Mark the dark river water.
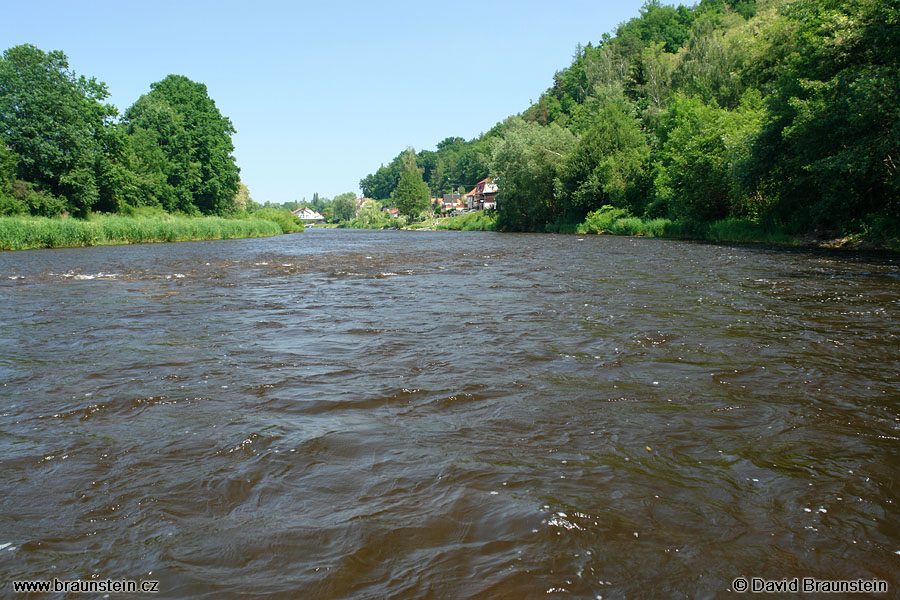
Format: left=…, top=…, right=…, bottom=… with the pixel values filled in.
left=1, top=229, right=899, bottom=599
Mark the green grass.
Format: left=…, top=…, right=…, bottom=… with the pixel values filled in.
left=344, top=215, right=406, bottom=229
left=0, top=212, right=299, bottom=251
left=435, top=211, right=497, bottom=231
left=244, top=208, right=305, bottom=233
left=567, top=205, right=803, bottom=245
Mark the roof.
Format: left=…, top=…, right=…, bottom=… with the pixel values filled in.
left=292, top=207, right=324, bottom=220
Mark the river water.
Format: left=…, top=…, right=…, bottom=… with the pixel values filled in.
left=1, top=229, right=898, bottom=598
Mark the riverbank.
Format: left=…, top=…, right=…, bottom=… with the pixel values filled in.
left=565, top=207, right=900, bottom=251
left=0, top=213, right=302, bottom=251
left=434, top=212, right=498, bottom=231
left=430, top=208, right=899, bottom=251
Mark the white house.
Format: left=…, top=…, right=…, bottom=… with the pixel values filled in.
left=466, top=178, right=498, bottom=210
left=291, top=207, right=325, bottom=224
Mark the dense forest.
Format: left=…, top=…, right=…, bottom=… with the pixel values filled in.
left=361, top=0, right=899, bottom=240
left=0, top=44, right=246, bottom=219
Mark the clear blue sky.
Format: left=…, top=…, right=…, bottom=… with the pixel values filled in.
left=4, top=0, right=647, bottom=204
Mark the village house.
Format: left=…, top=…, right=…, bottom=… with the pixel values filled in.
left=435, top=194, right=466, bottom=213
left=291, top=207, right=325, bottom=224
left=438, top=193, right=466, bottom=213
left=466, top=178, right=498, bottom=211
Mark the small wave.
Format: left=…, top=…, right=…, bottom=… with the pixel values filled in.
left=75, top=272, right=120, bottom=280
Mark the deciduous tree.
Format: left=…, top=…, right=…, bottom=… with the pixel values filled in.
left=123, top=75, right=239, bottom=215
left=0, top=44, right=118, bottom=216
left=392, top=168, right=430, bottom=219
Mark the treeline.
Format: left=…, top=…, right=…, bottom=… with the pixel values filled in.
left=360, top=137, right=494, bottom=202
left=0, top=44, right=245, bottom=218
left=361, top=0, right=899, bottom=240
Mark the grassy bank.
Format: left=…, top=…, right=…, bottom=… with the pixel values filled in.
left=341, top=215, right=406, bottom=229
left=543, top=206, right=900, bottom=251
left=0, top=212, right=302, bottom=251
left=435, top=212, right=498, bottom=231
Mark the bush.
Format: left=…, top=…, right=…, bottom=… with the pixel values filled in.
left=0, top=193, right=25, bottom=216
left=435, top=212, right=497, bottom=231
left=118, top=204, right=169, bottom=218
left=579, top=205, right=630, bottom=233
left=661, top=220, right=710, bottom=239
left=248, top=208, right=304, bottom=233
left=608, top=216, right=644, bottom=236
left=706, top=218, right=791, bottom=243
left=346, top=214, right=405, bottom=229
left=545, top=221, right=580, bottom=233
left=12, top=180, right=67, bottom=217
left=643, top=218, right=669, bottom=237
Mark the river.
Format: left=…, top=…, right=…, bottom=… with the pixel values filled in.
left=1, top=229, right=898, bottom=598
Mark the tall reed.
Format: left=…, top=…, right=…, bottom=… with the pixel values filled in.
left=0, top=214, right=291, bottom=251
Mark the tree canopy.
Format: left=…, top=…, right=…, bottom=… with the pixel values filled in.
left=0, top=44, right=118, bottom=216
left=123, top=75, right=240, bottom=215
left=392, top=157, right=431, bottom=220
left=0, top=45, right=246, bottom=218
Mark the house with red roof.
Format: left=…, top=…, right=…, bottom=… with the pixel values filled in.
left=466, top=178, right=498, bottom=211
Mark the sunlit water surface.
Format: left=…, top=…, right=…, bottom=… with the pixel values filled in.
left=1, top=229, right=899, bottom=598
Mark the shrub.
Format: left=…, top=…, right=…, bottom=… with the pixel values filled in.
left=12, top=180, right=67, bottom=217
left=249, top=208, right=304, bottom=233
left=580, top=205, right=630, bottom=233
left=0, top=193, right=25, bottom=216
left=435, top=212, right=497, bottom=231
left=608, top=216, right=644, bottom=236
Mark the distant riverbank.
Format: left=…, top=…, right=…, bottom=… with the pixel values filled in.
left=428, top=208, right=899, bottom=251
left=0, top=212, right=303, bottom=251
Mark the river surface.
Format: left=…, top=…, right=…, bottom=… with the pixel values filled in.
left=1, top=229, right=899, bottom=599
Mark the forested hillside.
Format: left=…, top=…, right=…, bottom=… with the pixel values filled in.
left=361, top=0, right=899, bottom=240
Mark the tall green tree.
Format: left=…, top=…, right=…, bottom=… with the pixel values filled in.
left=392, top=168, right=430, bottom=219
left=745, top=0, right=900, bottom=230
left=559, top=95, right=650, bottom=220
left=652, top=91, right=765, bottom=221
left=0, top=44, right=119, bottom=216
left=123, top=75, right=240, bottom=215
left=492, top=117, right=577, bottom=231
left=617, top=0, right=696, bottom=54
left=332, top=191, right=357, bottom=221
left=0, top=143, right=21, bottom=214
left=356, top=198, right=382, bottom=226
